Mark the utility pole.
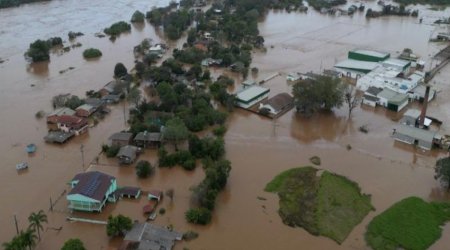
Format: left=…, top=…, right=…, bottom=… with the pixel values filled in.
left=123, top=102, right=127, bottom=126
left=14, top=213, right=19, bottom=235
left=80, top=144, right=85, bottom=170
left=50, top=198, right=53, bottom=212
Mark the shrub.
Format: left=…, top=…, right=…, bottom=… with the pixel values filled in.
left=212, top=126, right=227, bottom=137
left=102, top=144, right=109, bottom=152
left=131, top=10, right=145, bottom=22
left=183, top=230, right=199, bottom=241
left=114, top=63, right=128, bottom=78
left=185, top=208, right=212, bottom=225
left=182, top=158, right=196, bottom=171
left=135, top=160, right=155, bottom=178
left=104, top=21, right=131, bottom=36
left=83, top=48, right=102, bottom=58
left=106, top=214, right=132, bottom=237
left=61, top=238, right=86, bottom=250
left=159, top=208, right=166, bottom=214
left=106, top=145, right=120, bottom=157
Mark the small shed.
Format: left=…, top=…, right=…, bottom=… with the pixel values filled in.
left=44, top=131, right=74, bottom=144
left=75, top=104, right=96, bottom=118
left=148, top=190, right=163, bottom=201
left=242, top=80, right=257, bottom=89
left=259, top=93, right=293, bottom=115
left=117, top=146, right=138, bottom=165
left=401, top=109, right=421, bottom=126
left=109, top=133, right=133, bottom=148
left=230, top=62, right=245, bottom=72
left=362, top=95, right=378, bottom=107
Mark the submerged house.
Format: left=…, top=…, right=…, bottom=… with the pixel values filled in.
left=109, top=133, right=133, bottom=148
left=117, top=146, right=138, bottom=165
left=119, top=222, right=182, bottom=250
left=259, top=93, right=293, bottom=115
left=46, top=108, right=76, bottom=124
left=134, top=131, right=162, bottom=148
left=362, top=86, right=383, bottom=107
left=57, top=115, right=89, bottom=136
left=67, top=171, right=117, bottom=212
left=286, top=72, right=301, bottom=82
left=235, top=86, right=270, bottom=109
left=75, top=104, right=96, bottom=118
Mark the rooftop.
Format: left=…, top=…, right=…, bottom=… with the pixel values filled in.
left=122, top=222, right=182, bottom=250
left=366, top=86, right=383, bottom=96
left=109, top=132, right=133, bottom=141
left=44, top=131, right=74, bottom=143
left=58, top=115, right=88, bottom=128
left=383, top=58, right=411, bottom=69
left=134, top=131, right=161, bottom=142
left=351, top=49, right=390, bottom=58
left=76, top=104, right=95, bottom=111
left=403, top=109, right=422, bottom=119
left=377, top=88, right=397, bottom=100
left=117, top=146, right=137, bottom=159
left=68, top=171, right=116, bottom=202
left=103, top=81, right=118, bottom=93
left=47, top=107, right=76, bottom=117
left=395, top=124, right=436, bottom=143
left=262, top=93, right=293, bottom=112
left=236, top=86, right=270, bottom=102
left=335, top=60, right=379, bottom=71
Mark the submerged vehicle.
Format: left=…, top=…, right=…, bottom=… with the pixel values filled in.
left=16, top=163, right=28, bottom=171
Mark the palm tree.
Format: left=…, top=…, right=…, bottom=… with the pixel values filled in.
left=20, top=229, right=37, bottom=250
left=2, top=235, right=25, bottom=250
left=28, top=210, right=48, bottom=242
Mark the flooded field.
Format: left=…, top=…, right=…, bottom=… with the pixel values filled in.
left=0, top=0, right=450, bottom=249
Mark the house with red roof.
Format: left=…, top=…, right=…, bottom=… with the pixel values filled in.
left=57, top=115, right=88, bottom=135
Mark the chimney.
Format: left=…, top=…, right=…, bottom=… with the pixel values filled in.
left=419, top=85, right=430, bottom=128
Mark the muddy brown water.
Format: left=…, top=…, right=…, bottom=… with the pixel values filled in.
left=1, top=0, right=450, bottom=249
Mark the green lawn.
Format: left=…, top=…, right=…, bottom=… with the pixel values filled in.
left=265, top=167, right=374, bottom=244
left=316, top=171, right=375, bottom=244
left=366, top=197, right=450, bottom=250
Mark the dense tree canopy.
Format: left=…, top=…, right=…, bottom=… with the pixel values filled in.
left=61, top=238, right=86, bottom=250
left=106, top=214, right=132, bottom=237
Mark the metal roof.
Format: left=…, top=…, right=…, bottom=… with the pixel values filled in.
left=351, top=49, right=390, bottom=58
left=109, top=133, right=133, bottom=141
left=335, top=60, right=379, bottom=71
left=123, top=222, right=182, bottom=250
left=76, top=104, right=95, bottom=111
left=395, top=124, right=436, bottom=143
left=403, top=109, right=421, bottom=119
left=262, top=93, right=293, bottom=111
left=47, top=108, right=76, bottom=117
left=377, top=88, right=397, bottom=100
left=68, top=171, right=115, bottom=201
left=236, top=86, right=270, bottom=102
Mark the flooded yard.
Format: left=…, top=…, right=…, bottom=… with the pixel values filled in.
left=0, top=0, right=450, bottom=249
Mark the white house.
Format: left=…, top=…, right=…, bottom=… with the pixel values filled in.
left=286, top=72, right=301, bottom=82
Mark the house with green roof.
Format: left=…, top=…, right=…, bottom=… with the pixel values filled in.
left=377, top=88, right=409, bottom=112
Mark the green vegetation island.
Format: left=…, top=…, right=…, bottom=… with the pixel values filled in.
left=366, top=197, right=450, bottom=250
left=265, top=167, right=374, bottom=244
left=0, top=0, right=50, bottom=8
left=83, top=48, right=102, bottom=59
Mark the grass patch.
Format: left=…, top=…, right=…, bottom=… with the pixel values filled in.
left=316, top=171, right=375, bottom=244
left=366, top=197, right=450, bottom=250
left=265, top=167, right=374, bottom=244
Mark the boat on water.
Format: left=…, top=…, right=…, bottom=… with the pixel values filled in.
left=27, top=144, right=36, bottom=153
left=16, top=163, right=28, bottom=171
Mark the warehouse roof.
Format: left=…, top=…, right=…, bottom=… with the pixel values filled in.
left=335, top=60, right=379, bottom=71
left=383, top=58, right=411, bottom=69
left=403, top=109, right=421, bottom=119
left=377, top=88, right=397, bottom=100
left=395, top=124, right=436, bottom=143
left=236, top=86, right=270, bottom=102
left=351, top=49, right=390, bottom=58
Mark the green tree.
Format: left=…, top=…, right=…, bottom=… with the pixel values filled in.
left=127, top=87, right=142, bottom=107
left=106, top=214, right=132, bottom=237
left=114, top=63, right=128, bottom=78
left=25, top=39, right=50, bottom=62
left=135, top=160, right=155, bottom=178
left=162, top=118, right=190, bottom=150
left=64, top=95, right=85, bottom=110
left=28, top=210, right=48, bottom=241
left=185, top=208, right=212, bottom=225
left=61, top=238, right=86, bottom=250
left=2, top=236, right=25, bottom=250
left=131, top=10, right=145, bottom=22
left=435, top=157, right=450, bottom=190
left=20, top=229, right=37, bottom=250
left=293, top=76, right=345, bottom=117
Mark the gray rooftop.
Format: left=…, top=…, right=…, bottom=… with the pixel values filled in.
left=44, top=131, right=74, bottom=143
left=377, top=88, right=397, bottom=100
left=134, top=132, right=161, bottom=142
left=103, top=81, right=118, bottom=93
left=403, top=109, right=422, bottom=119
left=236, top=86, right=270, bottom=102
left=109, top=133, right=133, bottom=141
left=117, top=146, right=137, bottom=160
left=335, top=60, right=379, bottom=71
left=352, top=49, right=390, bottom=58
left=366, top=86, right=383, bottom=96
left=47, top=108, right=76, bottom=117
left=395, top=124, right=436, bottom=143
left=123, top=222, right=182, bottom=250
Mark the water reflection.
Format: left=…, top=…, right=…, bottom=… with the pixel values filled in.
left=26, top=60, right=49, bottom=76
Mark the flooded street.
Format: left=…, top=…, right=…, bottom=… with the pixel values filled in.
left=1, top=0, right=450, bottom=249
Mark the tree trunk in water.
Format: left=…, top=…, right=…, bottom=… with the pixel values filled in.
left=37, top=228, right=41, bottom=241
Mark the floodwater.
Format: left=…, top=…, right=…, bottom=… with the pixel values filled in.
left=1, top=0, right=450, bottom=249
